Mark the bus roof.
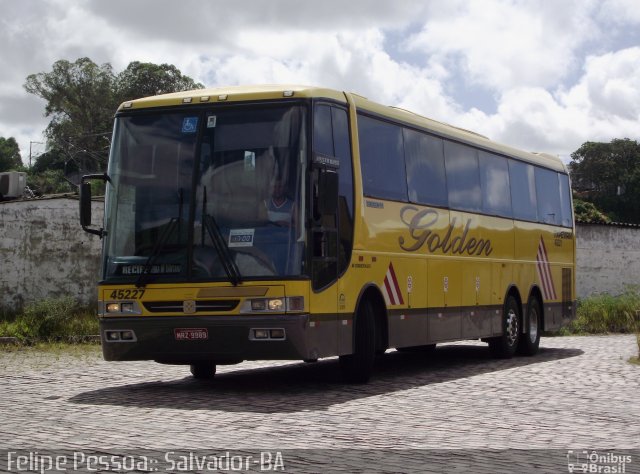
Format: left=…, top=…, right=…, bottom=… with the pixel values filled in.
left=118, top=84, right=566, bottom=173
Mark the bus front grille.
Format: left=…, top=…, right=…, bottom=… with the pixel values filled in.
left=142, top=300, right=240, bottom=313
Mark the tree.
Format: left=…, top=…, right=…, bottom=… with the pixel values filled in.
left=24, top=58, right=204, bottom=177
left=569, top=138, right=640, bottom=223
left=572, top=197, right=611, bottom=224
left=0, top=137, right=23, bottom=172
left=115, top=61, right=204, bottom=101
left=24, top=58, right=116, bottom=173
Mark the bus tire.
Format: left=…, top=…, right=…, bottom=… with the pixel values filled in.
left=488, top=295, right=520, bottom=358
left=190, top=362, right=217, bottom=380
left=339, top=299, right=376, bottom=383
left=518, top=296, right=541, bottom=356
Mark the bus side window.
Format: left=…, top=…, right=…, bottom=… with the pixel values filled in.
left=403, top=129, right=448, bottom=208
left=535, top=167, right=563, bottom=226
left=479, top=151, right=512, bottom=218
left=358, top=114, right=408, bottom=202
left=558, top=173, right=573, bottom=228
left=509, top=160, right=538, bottom=222
left=444, top=141, right=481, bottom=212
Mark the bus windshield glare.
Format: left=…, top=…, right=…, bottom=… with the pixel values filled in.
left=102, top=104, right=307, bottom=284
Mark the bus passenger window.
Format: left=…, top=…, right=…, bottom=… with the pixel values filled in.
left=479, top=151, right=512, bottom=218
left=403, top=129, right=448, bottom=208
left=509, top=160, right=538, bottom=222
left=444, top=141, right=481, bottom=212
left=357, top=114, right=407, bottom=202
left=535, top=167, right=563, bottom=226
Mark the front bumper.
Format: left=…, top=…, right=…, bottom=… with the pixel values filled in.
left=100, top=314, right=332, bottom=364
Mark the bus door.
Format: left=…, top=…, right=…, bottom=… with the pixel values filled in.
left=311, top=103, right=355, bottom=357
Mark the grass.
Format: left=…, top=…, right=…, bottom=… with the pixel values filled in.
left=0, top=297, right=99, bottom=345
left=0, top=341, right=101, bottom=372
left=559, top=287, right=640, bottom=335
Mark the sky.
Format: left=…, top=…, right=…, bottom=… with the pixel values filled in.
left=1, top=0, right=639, bottom=165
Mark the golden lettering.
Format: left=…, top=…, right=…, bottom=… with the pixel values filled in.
left=399, top=206, right=493, bottom=256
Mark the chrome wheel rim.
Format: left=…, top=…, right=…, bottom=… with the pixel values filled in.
left=529, top=307, right=539, bottom=343
left=506, top=309, right=519, bottom=346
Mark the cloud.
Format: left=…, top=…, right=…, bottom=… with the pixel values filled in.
left=597, top=0, right=640, bottom=24
left=1, top=0, right=639, bottom=165
left=405, top=0, right=600, bottom=91
left=440, top=47, right=640, bottom=158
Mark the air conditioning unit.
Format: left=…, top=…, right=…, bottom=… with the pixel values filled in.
left=0, top=172, right=26, bottom=199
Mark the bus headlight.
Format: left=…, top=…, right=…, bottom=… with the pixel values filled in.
left=101, top=301, right=142, bottom=316
left=268, top=299, right=284, bottom=311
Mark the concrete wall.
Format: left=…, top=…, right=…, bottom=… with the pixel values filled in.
left=1, top=198, right=639, bottom=310
left=0, top=197, right=103, bottom=311
left=575, top=223, right=640, bottom=299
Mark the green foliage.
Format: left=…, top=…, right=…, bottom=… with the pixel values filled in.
left=0, top=297, right=98, bottom=343
left=0, top=136, right=23, bottom=172
left=573, top=197, right=611, bottom=223
left=31, top=148, right=77, bottom=174
left=115, top=61, right=204, bottom=101
left=569, top=138, right=640, bottom=223
left=26, top=169, right=75, bottom=195
left=562, top=287, right=640, bottom=334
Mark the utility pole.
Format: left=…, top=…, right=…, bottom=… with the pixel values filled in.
left=29, top=141, right=44, bottom=168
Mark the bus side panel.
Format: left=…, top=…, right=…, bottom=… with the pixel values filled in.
left=308, top=282, right=339, bottom=359
left=427, top=259, right=461, bottom=342
left=461, top=261, right=493, bottom=338
left=386, top=256, right=428, bottom=349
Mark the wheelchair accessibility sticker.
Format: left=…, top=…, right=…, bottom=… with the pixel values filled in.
left=182, top=117, right=198, bottom=133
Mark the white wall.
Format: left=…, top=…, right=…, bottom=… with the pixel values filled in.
left=0, top=197, right=103, bottom=310
left=575, top=223, right=640, bottom=299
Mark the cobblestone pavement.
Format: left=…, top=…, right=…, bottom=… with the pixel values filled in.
left=1, top=335, right=639, bottom=473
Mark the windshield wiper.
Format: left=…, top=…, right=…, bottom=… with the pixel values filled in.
left=200, top=187, right=241, bottom=285
left=202, top=213, right=242, bottom=286
left=135, top=217, right=179, bottom=288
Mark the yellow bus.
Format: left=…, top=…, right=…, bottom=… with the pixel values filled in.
left=80, top=85, right=575, bottom=383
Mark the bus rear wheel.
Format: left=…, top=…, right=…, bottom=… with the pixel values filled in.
left=190, top=362, right=217, bottom=380
left=488, top=295, right=520, bottom=358
left=339, top=299, right=376, bottom=383
left=518, top=296, right=541, bottom=356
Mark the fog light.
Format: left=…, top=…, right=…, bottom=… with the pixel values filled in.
left=120, top=330, right=135, bottom=341
left=106, top=303, right=121, bottom=313
left=253, top=329, right=269, bottom=339
left=270, top=329, right=285, bottom=339
left=106, top=331, right=120, bottom=341
left=268, top=298, right=284, bottom=311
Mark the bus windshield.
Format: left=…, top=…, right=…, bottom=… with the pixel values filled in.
left=102, top=104, right=307, bottom=284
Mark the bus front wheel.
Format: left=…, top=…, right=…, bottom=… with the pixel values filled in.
left=339, top=299, right=376, bottom=383
left=488, top=295, right=520, bottom=358
left=190, top=362, right=217, bottom=380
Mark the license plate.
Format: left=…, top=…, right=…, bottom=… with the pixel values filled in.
left=174, top=328, right=208, bottom=341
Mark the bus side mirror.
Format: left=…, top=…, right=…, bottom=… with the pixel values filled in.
left=80, top=173, right=110, bottom=238
left=80, top=182, right=93, bottom=228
